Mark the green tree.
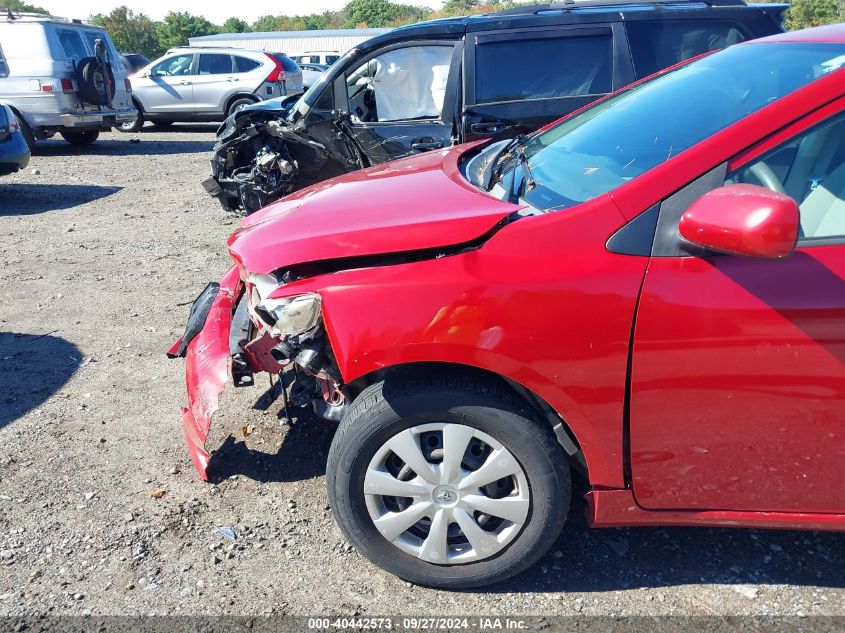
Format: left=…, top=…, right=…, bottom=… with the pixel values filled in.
left=342, top=0, right=426, bottom=27
left=156, top=11, right=218, bottom=50
left=784, top=0, right=844, bottom=29
left=221, top=17, right=249, bottom=33
left=91, top=7, right=160, bottom=56
left=3, top=0, right=47, bottom=13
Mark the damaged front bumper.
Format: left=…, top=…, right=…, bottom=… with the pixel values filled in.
left=168, top=267, right=242, bottom=480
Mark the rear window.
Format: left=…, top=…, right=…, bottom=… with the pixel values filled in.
left=272, top=53, right=299, bottom=72
left=81, top=30, right=116, bottom=61
left=235, top=56, right=261, bottom=72
left=627, top=20, right=746, bottom=79
left=475, top=33, right=612, bottom=104
left=56, top=28, right=87, bottom=59
left=0, top=43, right=8, bottom=77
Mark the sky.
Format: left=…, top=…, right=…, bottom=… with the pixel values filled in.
left=36, top=0, right=441, bottom=24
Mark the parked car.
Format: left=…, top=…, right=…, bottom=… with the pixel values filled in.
left=171, top=25, right=845, bottom=588
left=120, top=52, right=150, bottom=74
left=119, top=48, right=303, bottom=132
left=0, top=102, right=29, bottom=175
left=299, top=62, right=328, bottom=89
left=291, top=51, right=340, bottom=66
left=0, top=10, right=136, bottom=146
left=204, top=0, right=787, bottom=213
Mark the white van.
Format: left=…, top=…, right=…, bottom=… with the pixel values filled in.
left=0, top=10, right=135, bottom=146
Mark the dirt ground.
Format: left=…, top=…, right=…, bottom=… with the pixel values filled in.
left=0, top=125, right=842, bottom=619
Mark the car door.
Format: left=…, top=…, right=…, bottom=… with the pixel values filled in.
left=462, top=23, right=633, bottom=141
left=630, top=101, right=845, bottom=514
left=135, top=53, right=195, bottom=113
left=193, top=53, right=236, bottom=113
left=341, top=41, right=458, bottom=164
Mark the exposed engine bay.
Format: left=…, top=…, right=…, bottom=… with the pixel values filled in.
left=203, top=103, right=367, bottom=215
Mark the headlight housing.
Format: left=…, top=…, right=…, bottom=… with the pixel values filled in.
left=259, top=293, right=322, bottom=338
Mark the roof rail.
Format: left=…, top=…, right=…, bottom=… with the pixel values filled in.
left=0, top=7, right=67, bottom=21
left=493, top=0, right=745, bottom=15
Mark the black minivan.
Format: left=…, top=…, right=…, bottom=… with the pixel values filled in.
left=204, top=0, right=787, bottom=213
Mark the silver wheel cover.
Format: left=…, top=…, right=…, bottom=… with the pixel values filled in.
left=364, top=422, right=530, bottom=565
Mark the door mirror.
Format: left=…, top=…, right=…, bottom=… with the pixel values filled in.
left=679, top=184, right=799, bottom=259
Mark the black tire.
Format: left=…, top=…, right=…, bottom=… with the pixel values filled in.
left=151, top=120, right=174, bottom=130
left=118, top=108, right=144, bottom=133
left=326, top=370, right=571, bottom=589
left=60, top=130, right=100, bottom=146
left=76, top=57, right=116, bottom=106
left=14, top=113, right=36, bottom=151
left=227, top=96, right=256, bottom=117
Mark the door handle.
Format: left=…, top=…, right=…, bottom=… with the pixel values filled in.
left=179, top=81, right=192, bottom=86
left=411, top=138, right=444, bottom=151
left=227, top=77, right=239, bottom=82
left=470, top=121, right=504, bottom=135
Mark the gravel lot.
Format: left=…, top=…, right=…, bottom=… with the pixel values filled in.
left=0, top=125, right=842, bottom=619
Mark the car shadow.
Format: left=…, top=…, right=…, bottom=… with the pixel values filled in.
left=140, top=123, right=220, bottom=134
left=207, top=407, right=844, bottom=592
left=32, top=136, right=213, bottom=156
left=497, top=499, right=845, bottom=593
left=0, top=331, right=81, bottom=430
left=0, top=183, right=122, bottom=215
left=206, top=407, right=337, bottom=484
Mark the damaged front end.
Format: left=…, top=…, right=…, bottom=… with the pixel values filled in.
left=169, top=266, right=347, bottom=480
left=203, top=100, right=366, bottom=215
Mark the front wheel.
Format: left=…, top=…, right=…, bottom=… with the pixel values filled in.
left=60, top=129, right=99, bottom=145
left=326, top=371, right=570, bottom=589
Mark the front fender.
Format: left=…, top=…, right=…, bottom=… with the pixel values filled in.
left=276, top=199, right=644, bottom=489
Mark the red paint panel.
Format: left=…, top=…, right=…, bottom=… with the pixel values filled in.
left=631, top=246, right=845, bottom=513
left=587, top=489, right=845, bottom=532
left=275, top=197, right=643, bottom=489
left=182, top=266, right=241, bottom=480
left=227, top=146, right=520, bottom=275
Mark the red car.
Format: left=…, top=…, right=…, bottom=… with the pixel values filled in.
left=171, top=25, right=845, bottom=589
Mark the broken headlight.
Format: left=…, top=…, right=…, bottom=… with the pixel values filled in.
left=259, top=293, right=322, bottom=338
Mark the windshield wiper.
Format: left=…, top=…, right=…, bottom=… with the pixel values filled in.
left=506, top=145, right=537, bottom=204
left=483, top=134, right=525, bottom=190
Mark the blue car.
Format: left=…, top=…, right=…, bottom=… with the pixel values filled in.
left=0, top=103, right=30, bottom=177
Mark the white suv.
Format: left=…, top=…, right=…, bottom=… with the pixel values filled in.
left=121, top=47, right=303, bottom=132
left=0, top=10, right=135, bottom=146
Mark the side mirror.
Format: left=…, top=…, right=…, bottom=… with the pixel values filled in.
left=679, top=184, right=799, bottom=260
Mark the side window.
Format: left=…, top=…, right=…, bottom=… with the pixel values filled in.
left=627, top=20, right=746, bottom=80
left=234, top=56, right=261, bottom=73
left=326, top=55, right=340, bottom=65
left=474, top=33, right=612, bottom=104
left=0, top=43, right=8, bottom=77
left=345, top=45, right=453, bottom=123
left=198, top=54, right=233, bottom=75
left=56, top=29, right=87, bottom=60
left=727, top=112, right=845, bottom=240
left=151, top=54, right=194, bottom=77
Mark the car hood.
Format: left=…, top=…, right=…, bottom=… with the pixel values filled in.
left=227, top=144, right=519, bottom=275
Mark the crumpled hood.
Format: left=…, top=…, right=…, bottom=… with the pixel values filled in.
left=227, top=145, right=519, bottom=275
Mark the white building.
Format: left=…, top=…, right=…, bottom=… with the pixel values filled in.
left=188, top=28, right=392, bottom=58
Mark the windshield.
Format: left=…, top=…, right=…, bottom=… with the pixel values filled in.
left=495, top=42, right=845, bottom=212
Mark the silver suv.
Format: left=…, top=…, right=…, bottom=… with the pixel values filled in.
left=0, top=10, right=135, bottom=146
left=121, top=47, right=303, bottom=132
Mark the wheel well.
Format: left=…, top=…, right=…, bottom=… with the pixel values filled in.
left=131, top=96, right=144, bottom=112
left=345, top=361, right=588, bottom=477
left=225, top=93, right=259, bottom=114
